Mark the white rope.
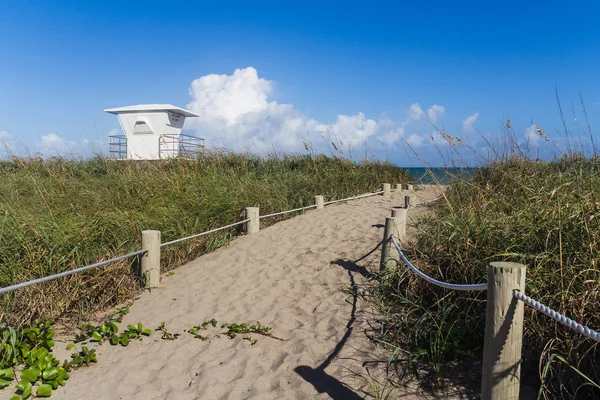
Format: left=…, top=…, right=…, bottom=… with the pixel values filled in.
left=0, top=249, right=148, bottom=295
left=390, top=236, right=488, bottom=291
left=259, top=204, right=317, bottom=219
left=161, top=219, right=250, bottom=247
left=323, top=190, right=384, bottom=205
left=514, top=291, right=600, bottom=342
left=0, top=188, right=385, bottom=295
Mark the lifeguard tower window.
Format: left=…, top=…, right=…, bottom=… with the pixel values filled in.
left=133, top=121, right=153, bottom=134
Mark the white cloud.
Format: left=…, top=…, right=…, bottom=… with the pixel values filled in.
left=35, top=133, right=107, bottom=158
left=0, top=130, right=13, bottom=156
left=406, top=103, right=425, bottom=123
left=427, top=105, right=445, bottom=123
left=185, top=67, right=445, bottom=154
left=405, top=133, right=427, bottom=148
left=39, top=133, right=76, bottom=156
left=524, top=124, right=540, bottom=145
left=462, top=112, right=479, bottom=133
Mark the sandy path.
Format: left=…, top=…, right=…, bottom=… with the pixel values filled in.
left=44, top=186, right=442, bottom=400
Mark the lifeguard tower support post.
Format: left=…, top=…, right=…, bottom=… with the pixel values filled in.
left=105, top=104, right=203, bottom=160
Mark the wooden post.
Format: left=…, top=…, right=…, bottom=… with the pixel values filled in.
left=141, top=230, right=161, bottom=288
left=382, top=183, right=391, bottom=199
left=380, top=216, right=401, bottom=271
left=245, top=207, right=260, bottom=234
left=394, top=183, right=402, bottom=191
left=390, top=208, right=407, bottom=240
left=406, top=184, right=414, bottom=191
left=314, top=195, right=324, bottom=210
left=481, top=262, right=526, bottom=400
left=404, top=195, right=414, bottom=208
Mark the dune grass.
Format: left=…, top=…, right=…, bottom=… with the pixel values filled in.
left=372, top=154, right=600, bottom=398
left=0, top=151, right=409, bottom=326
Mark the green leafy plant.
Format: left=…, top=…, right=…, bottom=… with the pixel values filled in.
left=66, top=346, right=97, bottom=370
left=221, top=322, right=283, bottom=341
left=188, top=319, right=218, bottom=340
left=156, top=323, right=180, bottom=341
left=77, top=322, right=119, bottom=343
left=0, top=320, right=55, bottom=370
left=201, top=319, right=218, bottom=329
left=75, top=319, right=150, bottom=347
left=0, top=367, right=15, bottom=388
left=16, top=347, right=70, bottom=398
left=118, top=323, right=151, bottom=347
left=110, top=303, right=132, bottom=323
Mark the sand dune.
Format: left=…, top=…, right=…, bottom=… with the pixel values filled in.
left=45, top=186, right=442, bottom=400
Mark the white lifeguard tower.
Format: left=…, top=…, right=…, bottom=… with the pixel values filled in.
left=104, top=104, right=203, bottom=160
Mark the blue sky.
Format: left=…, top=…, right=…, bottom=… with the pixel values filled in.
left=1, top=1, right=599, bottom=165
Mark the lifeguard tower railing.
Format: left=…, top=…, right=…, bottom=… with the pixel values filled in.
left=109, top=134, right=205, bottom=159
left=159, top=133, right=205, bottom=159
left=108, top=135, right=127, bottom=159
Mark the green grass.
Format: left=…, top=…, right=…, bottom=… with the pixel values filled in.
left=372, top=155, right=600, bottom=398
left=0, top=151, right=409, bottom=326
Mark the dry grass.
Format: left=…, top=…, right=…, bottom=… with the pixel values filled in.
left=0, top=151, right=410, bottom=327
left=371, top=156, right=600, bottom=398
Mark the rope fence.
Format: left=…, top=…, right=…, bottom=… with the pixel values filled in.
left=0, top=249, right=148, bottom=295
left=513, top=290, right=600, bottom=342
left=383, top=208, right=600, bottom=399
left=259, top=205, right=317, bottom=219
left=9, top=180, right=596, bottom=398
left=161, top=219, right=250, bottom=247
left=323, top=190, right=384, bottom=205
left=390, top=236, right=487, bottom=291
left=1, top=183, right=401, bottom=296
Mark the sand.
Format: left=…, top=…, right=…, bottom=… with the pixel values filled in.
left=43, top=185, right=444, bottom=400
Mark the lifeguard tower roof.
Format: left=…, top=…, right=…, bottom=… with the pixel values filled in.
left=104, top=104, right=199, bottom=118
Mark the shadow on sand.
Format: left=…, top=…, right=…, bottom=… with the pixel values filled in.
left=294, top=242, right=386, bottom=399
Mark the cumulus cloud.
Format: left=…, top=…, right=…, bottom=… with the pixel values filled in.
left=524, top=124, right=540, bottom=145
left=462, top=112, right=479, bottom=133
left=427, top=105, right=445, bottom=123
left=185, top=67, right=444, bottom=154
left=39, top=133, right=76, bottom=156
left=0, top=130, right=13, bottom=156
left=406, top=103, right=425, bottom=123
left=34, top=133, right=107, bottom=158
left=405, top=133, right=428, bottom=148
left=0, top=128, right=112, bottom=159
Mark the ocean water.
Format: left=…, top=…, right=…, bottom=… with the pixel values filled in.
left=401, top=167, right=478, bottom=185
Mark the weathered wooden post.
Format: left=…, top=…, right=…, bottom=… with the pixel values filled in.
left=141, top=230, right=161, bottom=288
left=245, top=207, right=260, bottom=234
left=406, top=184, right=414, bottom=191
left=390, top=208, right=407, bottom=240
left=314, top=195, right=324, bottom=210
left=382, top=183, right=391, bottom=199
left=404, top=195, right=414, bottom=208
left=481, top=262, right=526, bottom=400
left=394, top=183, right=402, bottom=191
left=380, top=216, right=401, bottom=271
